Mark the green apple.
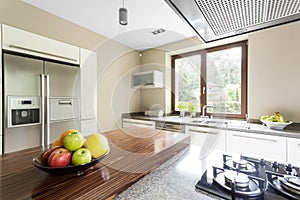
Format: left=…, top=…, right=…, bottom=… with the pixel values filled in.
left=71, top=148, right=92, bottom=165
left=63, top=132, right=84, bottom=151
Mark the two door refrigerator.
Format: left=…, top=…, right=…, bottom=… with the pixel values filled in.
left=3, top=53, right=81, bottom=153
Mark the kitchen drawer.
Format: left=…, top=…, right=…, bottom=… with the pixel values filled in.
left=227, top=130, right=286, bottom=163
left=122, top=118, right=155, bottom=129
left=50, top=97, right=80, bottom=122
left=287, top=137, right=300, bottom=167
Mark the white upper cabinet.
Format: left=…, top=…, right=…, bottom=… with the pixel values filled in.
left=131, top=70, right=163, bottom=88
left=2, top=24, right=80, bottom=65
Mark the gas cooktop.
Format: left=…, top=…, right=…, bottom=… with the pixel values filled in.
left=195, top=154, right=300, bottom=200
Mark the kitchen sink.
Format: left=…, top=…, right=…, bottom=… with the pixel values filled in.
left=202, top=120, right=228, bottom=125
left=192, top=119, right=228, bottom=126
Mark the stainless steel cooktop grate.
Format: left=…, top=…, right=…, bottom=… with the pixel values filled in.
left=195, top=0, right=300, bottom=35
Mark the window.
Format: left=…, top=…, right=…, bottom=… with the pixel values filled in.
left=171, top=41, right=247, bottom=118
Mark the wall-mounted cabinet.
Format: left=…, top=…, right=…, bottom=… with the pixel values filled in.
left=131, top=70, right=163, bottom=88
left=2, top=24, right=80, bottom=65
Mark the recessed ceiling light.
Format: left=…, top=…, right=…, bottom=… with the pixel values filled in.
left=152, top=28, right=165, bottom=35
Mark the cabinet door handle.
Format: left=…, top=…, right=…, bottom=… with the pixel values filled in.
left=9, top=45, right=78, bottom=62
left=58, top=100, right=72, bottom=105
left=232, top=134, right=277, bottom=142
left=189, top=129, right=218, bottom=135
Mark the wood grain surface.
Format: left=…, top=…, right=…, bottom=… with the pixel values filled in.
left=0, top=127, right=190, bottom=200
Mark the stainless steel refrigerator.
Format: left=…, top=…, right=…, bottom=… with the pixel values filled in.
left=3, top=53, right=81, bottom=153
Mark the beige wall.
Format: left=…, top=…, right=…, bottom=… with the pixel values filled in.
left=140, top=49, right=168, bottom=112
left=248, top=21, right=300, bottom=122
left=96, top=39, right=141, bottom=131
left=141, top=21, right=300, bottom=122
left=0, top=0, right=105, bottom=50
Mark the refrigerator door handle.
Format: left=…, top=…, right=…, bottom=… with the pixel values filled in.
left=46, top=75, right=50, bottom=146
left=40, top=74, right=45, bottom=148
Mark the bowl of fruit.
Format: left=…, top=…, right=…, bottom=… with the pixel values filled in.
left=32, top=129, right=110, bottom=175
left=260, top=112, right=292, bottom=130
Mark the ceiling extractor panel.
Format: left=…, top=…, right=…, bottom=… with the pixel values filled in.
left=164, top=0, right=300, bottom=42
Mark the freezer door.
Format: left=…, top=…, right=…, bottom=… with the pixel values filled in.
left=3, top=54, right=44, bottom=153
left=44, top=62, right=80, bottom=97
left=4, top=54, right=43, bottom=96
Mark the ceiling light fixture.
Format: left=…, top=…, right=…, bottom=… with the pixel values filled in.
left=119, top=0, right=128, bottom=26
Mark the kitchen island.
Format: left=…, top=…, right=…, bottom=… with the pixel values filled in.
left=0, top=127, right=191, bottom=200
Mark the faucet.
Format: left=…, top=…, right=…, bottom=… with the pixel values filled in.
left=202, top=105, right=215, bottom=117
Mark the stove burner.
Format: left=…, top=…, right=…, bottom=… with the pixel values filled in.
left=223, top=154, right=257, bottom=174
left=196, top=153, right=300, bottom=200
left=266, top=171, right=300, bottom=200
left=213, top=167, right=265, bottom=198
left=224, top=170, right=250, bottom=188
left=288, top=176, right=300, bottom=187
left=279, top=176, right=300, bottom=195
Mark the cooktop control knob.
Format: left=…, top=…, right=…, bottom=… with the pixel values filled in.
left=259, top=159, right=266, bottom=166
left=285, top=163, right=293, bottom=172
left=272, top=161, right=279, bottom=169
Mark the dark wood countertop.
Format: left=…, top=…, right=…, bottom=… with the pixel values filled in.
left=0, top=127, right=190, bottom=200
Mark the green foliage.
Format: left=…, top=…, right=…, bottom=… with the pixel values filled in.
left=177, top=102, right=186, bottom=111
left=187, top=102, right=196, bottom=113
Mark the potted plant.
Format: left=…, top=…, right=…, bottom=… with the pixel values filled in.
left=177, top=102, right=186, bottom=117
left=188, top=102, right=197, bottom=118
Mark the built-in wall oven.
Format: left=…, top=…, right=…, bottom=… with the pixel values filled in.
left=7, top=96, right=41, bottom=127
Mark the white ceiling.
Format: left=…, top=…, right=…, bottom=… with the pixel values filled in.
left=23, top=0, right=197, bottom=51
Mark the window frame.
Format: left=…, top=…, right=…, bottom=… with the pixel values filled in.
left=171, top=41, right=248, bottom=119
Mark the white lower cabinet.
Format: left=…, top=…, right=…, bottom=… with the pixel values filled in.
left=287, top=137, right=300, bottom=167
left=186, top=125, right=226, bottom=158
left=227, top=130, right=286, bottom=163
left=122, top=118, right=155, bottom=129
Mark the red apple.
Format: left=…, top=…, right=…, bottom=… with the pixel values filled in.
left=42, top=148, right=55, bottom=165
left=47, top=147, right=72, bottom=167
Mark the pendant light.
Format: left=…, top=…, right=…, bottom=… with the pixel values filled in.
left=119, top=0, right=128, bottom=26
